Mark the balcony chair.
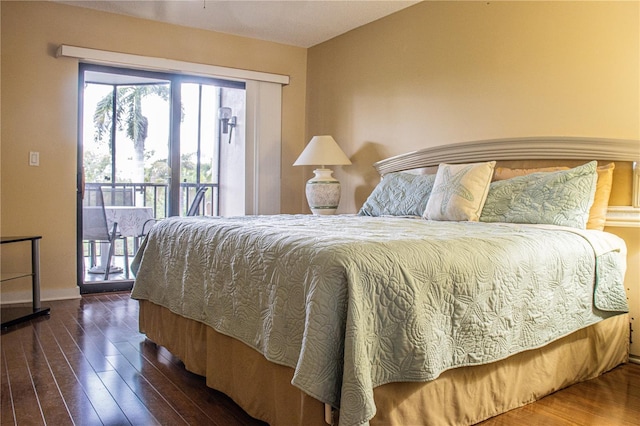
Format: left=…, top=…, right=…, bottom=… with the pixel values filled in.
left=138, top=186, right=209, bottom=241
left=83, top=185, right=129, bottom=280
left=186, top=186, right=209, bottom=216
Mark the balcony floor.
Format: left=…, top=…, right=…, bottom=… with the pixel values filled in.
left=83, top=253, right=134, bottom=283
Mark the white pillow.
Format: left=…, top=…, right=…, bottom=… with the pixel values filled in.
left=423, top=161, right=496, bottom=221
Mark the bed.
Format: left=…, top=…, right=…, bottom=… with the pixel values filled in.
left=131, top=137, right=637, bottom=426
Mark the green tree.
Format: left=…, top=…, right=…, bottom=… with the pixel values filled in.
left=180, top=153, right=212, bottom=183
left=93, top=84, right=170, bottom=182
left=83, top=150, right=111, bottom=182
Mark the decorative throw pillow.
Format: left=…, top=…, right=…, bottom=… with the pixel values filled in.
left=480, top=161, right=598, bottom=229
left=586, top=163, right=615, bottom=231
left=358, top=172, right=436, bottom=217
left=423, top=161, right=496, bottom=221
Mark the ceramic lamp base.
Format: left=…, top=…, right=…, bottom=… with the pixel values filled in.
left=305, top=168, right=341, bottom=215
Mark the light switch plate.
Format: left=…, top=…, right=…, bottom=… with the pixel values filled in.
left=29, top=151, right=40, bottom=166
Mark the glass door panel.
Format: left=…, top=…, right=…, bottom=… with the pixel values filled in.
left=79, top=66, right=171, bottom=290
left=178, top=82, right=226, bottom=216
left=179, top=83, right=216, bottom=215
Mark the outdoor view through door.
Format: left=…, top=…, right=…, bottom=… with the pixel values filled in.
left=78, top=64, right=245, bottom=292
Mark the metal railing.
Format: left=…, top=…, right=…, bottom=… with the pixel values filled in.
left=87, top=182, right=219, bottom=218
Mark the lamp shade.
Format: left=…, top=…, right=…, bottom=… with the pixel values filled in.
left=293, top=135, right=352, bottom=167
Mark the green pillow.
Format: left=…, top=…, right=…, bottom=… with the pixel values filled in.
left=358, top=172, right=436, bottom=217
left=480, top=161, right=598, bottom=229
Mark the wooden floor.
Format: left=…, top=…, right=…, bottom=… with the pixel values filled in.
left=1, top=293, right=639, bottom=426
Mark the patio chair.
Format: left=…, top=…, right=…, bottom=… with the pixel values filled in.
left=137, top=186, right=209, bottom=243
left=83, top=185, right=129, bottom=280
left=186, top=186, right=209, bottom=216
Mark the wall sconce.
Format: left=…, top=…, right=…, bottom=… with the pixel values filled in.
left=218, top=107, right=237, bottom=136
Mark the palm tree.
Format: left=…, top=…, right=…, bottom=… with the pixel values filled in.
left=93, top=84, right=170, bottom=182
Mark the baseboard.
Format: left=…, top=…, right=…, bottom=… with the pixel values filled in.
left=0, top=287, right=81, bottom=305
left=630, top=354, right=640, bottom=365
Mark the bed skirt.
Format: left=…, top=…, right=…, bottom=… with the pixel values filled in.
left=138, top=300, right=629, bottom=426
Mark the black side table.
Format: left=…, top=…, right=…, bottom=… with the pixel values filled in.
left=1, top=236, right=50, bottom=328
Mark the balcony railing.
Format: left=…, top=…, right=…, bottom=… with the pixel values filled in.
left=82, top=182, right=219, bottom=284
left=87, top=182, right=219, bottom=218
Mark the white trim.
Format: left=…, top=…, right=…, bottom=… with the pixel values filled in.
left=630, top=355, right=640, bottom=365
left=605, top=206, right=640, bottom=228
left=374, top=137, right=640, bottom=175
left=56, top=45, right=290, bottom=85
left=1, top=287, right=81, bottom=305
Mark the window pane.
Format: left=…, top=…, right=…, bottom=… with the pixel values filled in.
left=200, top=85, right=218, bottom=184
left=180, top=83, right=198, bottom=185
left=83, top=83, right=114, bottom=183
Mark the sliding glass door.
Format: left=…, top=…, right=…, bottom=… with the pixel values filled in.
left=77, top=64, right=245, bottom=292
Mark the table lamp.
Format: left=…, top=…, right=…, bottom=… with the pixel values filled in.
left=293, top=135, right=352, bottom=215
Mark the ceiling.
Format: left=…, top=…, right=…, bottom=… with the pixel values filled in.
left=55, top=0, right=421, bottom=48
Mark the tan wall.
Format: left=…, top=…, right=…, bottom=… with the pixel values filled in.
left=0, top=1, right=307, bottom=298
left=307, top=1, right=639, bottom=213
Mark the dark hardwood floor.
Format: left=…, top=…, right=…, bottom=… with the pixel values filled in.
left=1, top=292, right=639, bottom=425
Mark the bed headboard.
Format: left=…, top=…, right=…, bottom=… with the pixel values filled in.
left=373, top=137, right=640, bottom=208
